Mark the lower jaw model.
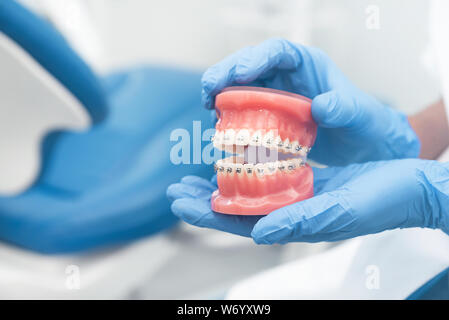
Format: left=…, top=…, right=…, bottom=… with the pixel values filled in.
left=211, top=87, right=317, bottom=215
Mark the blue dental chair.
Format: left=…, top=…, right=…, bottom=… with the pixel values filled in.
left=0, top=0, right=212, bottom=253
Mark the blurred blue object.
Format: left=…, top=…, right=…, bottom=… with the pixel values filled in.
left=0, top=0, right=213, bottom=253
left=0, top=66, right=213, bottom=253
left=408, top=268, right=449, bottom=300
left=0, top=0, right=107, bottom=122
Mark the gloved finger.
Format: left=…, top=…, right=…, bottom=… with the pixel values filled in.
left=201, top=39, right=300, bottom=109
left=201, top=47, right=249, bottom=109
left=171, top=198, right=262, bottom=237
left=166, top=183, right=213, bottom=202
left=316, top=162, right=389, bottom=194
left=251, top=191, right=355, bottom=244
left=210, top=174, right=218, bottom=187
left=311, top=90, right=365, bottom=129
left=210, top=109, right=218, bottom=126
left=312, top=166, right=345, bottom=194
left=180, top=175, right=216, bottom=191
left=312, top=164, right=377, bottom=194
left=233, top=38, right=301, bottom=83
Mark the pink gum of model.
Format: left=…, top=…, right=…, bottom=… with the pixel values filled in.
left=211, top=87, right=317, bottom=216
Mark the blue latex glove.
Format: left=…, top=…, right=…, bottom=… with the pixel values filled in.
left=167, top=159, right=449, bottom=243
left=202, top=38, right=420, bottom=165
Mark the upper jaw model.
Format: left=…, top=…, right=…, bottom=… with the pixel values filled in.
left=211, top=87, right=317, bottom=215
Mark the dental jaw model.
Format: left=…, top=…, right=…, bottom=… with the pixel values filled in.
left=211, top=87, right=317, bottom=215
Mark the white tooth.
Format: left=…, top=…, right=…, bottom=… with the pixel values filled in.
left=235, top=163, right=244, bottom=175
left=216, top=159, right=230, bottom=174
left=223, top=129, right=236, bottom=145
left=212, top=135, right=218, bottom=148
left=216, top=162, right=225, bottom=174
left=217, top=130, right=225, bottom=141
left=235, top=129, right=251, bottom=146
left=291, top=141, right=301, bottom=154
left=262, top=131, right=276, bottom=149
left=254, top=163, right=265, bottom=178
left=225, top=163, right=235, bottom=175
left=283, top=138, right=292, bottom=153
left=274, top=135, right=284, bottom=150
left=294, top=158, right=303, bottom=168
left=213, top=131, right=224, bottom=148
left=287, top=160, right=296, bottom=171
left=266, top=162, right=277, bottom=174
left=243, top=164, right=254, bottom=176
left=223, top=157, right=233, bottom=163
left=298, top=146, right=308, bottom=157
left=277, top=160, right=287, bottom=172
left=250, top=130, right=263, bottom=146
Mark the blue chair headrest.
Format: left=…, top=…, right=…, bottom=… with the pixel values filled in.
left=0, top=0, right=107, bottom=122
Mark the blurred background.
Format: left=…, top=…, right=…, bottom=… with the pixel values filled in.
left=0, top=0, right=441, bottom=299
left=40, top=0, right=439, bottom=113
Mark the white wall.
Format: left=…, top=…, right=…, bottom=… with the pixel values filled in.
left=306, top=0, right=439, bottom=113
left=21, top=0, right=439, bottom=114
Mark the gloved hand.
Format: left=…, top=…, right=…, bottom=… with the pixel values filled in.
left=167, top=159, right=449, bottom=243
left=167, top=175, right=260, bottom=238
left=202, top=38, right=420, bottom=165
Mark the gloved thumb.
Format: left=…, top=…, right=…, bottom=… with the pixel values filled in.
left=251, top=191, right=355, bottom=244
left=210, top=109, right=218, bottom=126
left=311, top=90, right=364, bottom=129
